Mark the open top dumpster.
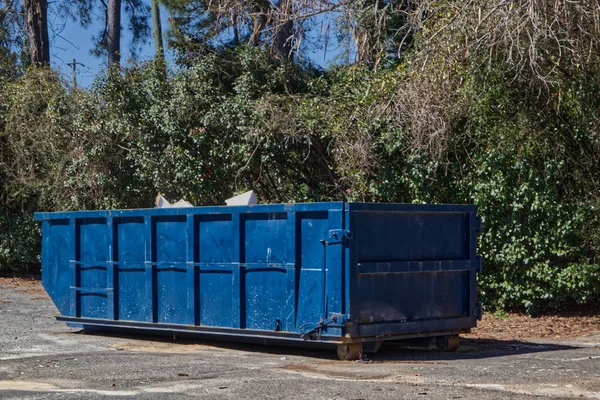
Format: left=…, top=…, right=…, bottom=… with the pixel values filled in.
left=35, top=202, right=481, bottom=360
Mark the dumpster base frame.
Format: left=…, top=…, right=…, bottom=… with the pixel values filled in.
left=56, top=316, right=470, bottom=352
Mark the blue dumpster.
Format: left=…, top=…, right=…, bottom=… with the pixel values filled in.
left=35, top=202, right=481, bottom=360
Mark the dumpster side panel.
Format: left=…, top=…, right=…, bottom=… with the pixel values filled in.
left=295, top=212, right=330, bottom=333
left=348, top=205, right=480, bottom=336
left=115, top=217, right=147, bottom=322
left=244, top=213, right=290, bottom=331
left=354, top=211, right=469, bottom=262
left=155, top=215, right=189, bottom=324
left=355, top=270, right=469, bottom=322
left=78, top=218, right=111, bottom=319
left=197, top=214, right=235, bottom=328
left=41, top=219, right=73, bottom=317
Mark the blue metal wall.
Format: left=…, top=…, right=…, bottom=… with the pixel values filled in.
left=36, top=202, right=480, bottom=345
left=345, top=203, right=481, bottom=338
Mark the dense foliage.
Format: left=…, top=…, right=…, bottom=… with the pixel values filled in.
left=1, top=0, right=600, bottom=314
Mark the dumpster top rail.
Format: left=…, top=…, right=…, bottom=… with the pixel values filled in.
left=35, top=202, right=477, bottom=220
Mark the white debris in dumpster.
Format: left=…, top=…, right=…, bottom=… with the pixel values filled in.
left=171, top=199, right=193, bottom=207
left=155, top=193, right=193, bottom=208
left=155, top=193, right=170, bottom=208
left=225, top=190, right=257, bottom=206
left=155, top=191, right=257, bottom=207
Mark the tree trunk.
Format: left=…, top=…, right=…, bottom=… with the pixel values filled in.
left=274, top=0, right=293, bottom=59
left=107, top=0, right=121, bottom=67
left=232, top=9, right=239, bottom=45
left=250, top=0, right=269, bottom=47
left=151, top=0, right=164, bottom=61
left=23, top=0, right=49, bottom=66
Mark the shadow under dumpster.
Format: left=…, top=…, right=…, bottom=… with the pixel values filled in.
left=70, top=328, right=583, bottom=362
left=369, top=337, right=582, bottom=363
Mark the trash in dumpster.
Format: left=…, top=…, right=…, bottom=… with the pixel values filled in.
left=225, top=190, right=257, bottom=206
left=35, top=202, right=481, bottom=360
left=155, top=193, right=193, bottom=208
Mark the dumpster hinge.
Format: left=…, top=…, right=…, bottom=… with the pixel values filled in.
left=322, top=229, right=351, bottom=245
left=300, top=313, right=348, bottom=340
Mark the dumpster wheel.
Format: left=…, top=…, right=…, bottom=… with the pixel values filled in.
left=337, top=343, right=362, bottom=361
left=436, top=334, right=460, bottom=352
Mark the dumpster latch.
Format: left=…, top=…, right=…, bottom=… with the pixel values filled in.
left=322, top=229, right=351, bottom=245
left=300, top=313, right=348, bottom=339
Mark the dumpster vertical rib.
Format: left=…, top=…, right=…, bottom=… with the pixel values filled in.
left=469, top=212, right=481, bottom=319
left=285, top=211, right=296, bottom=331
left=41, top=219, right=49, bottom=296
left=186, top=214, right=198, bottom=325
left=326, top=209, right=343, bottom=325
left=144, top=216, right=156, bottom=323
left=231, top=213, right=244, bottom=329
left=69, top=217, right=79, bottom=317
left=106, top=216, right=116, bottom=320
left=346, top=205, right=358, bottom=335
left=343, top=204, right=351, bottom=318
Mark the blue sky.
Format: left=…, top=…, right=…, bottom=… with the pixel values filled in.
left=49, top=5, right=172, bottom=87
left=48, top=5, right=347, bottom=88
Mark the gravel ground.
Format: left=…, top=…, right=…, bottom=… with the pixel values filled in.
left=1, top=279, right=600, bottom=399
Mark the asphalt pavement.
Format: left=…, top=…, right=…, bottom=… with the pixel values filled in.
left=1, top=281, right=600, bottom=399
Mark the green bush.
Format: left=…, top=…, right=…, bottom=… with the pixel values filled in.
left=0, top=210, right=39, bottom=273
left=0, top=48, right=598, bottom=313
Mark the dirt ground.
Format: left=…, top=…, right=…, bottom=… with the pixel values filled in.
left=0, top=277, right=42, bottom=288
left=0, top=277, right=48, bottom=297
left=467, top=311, right=600, bottom=341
